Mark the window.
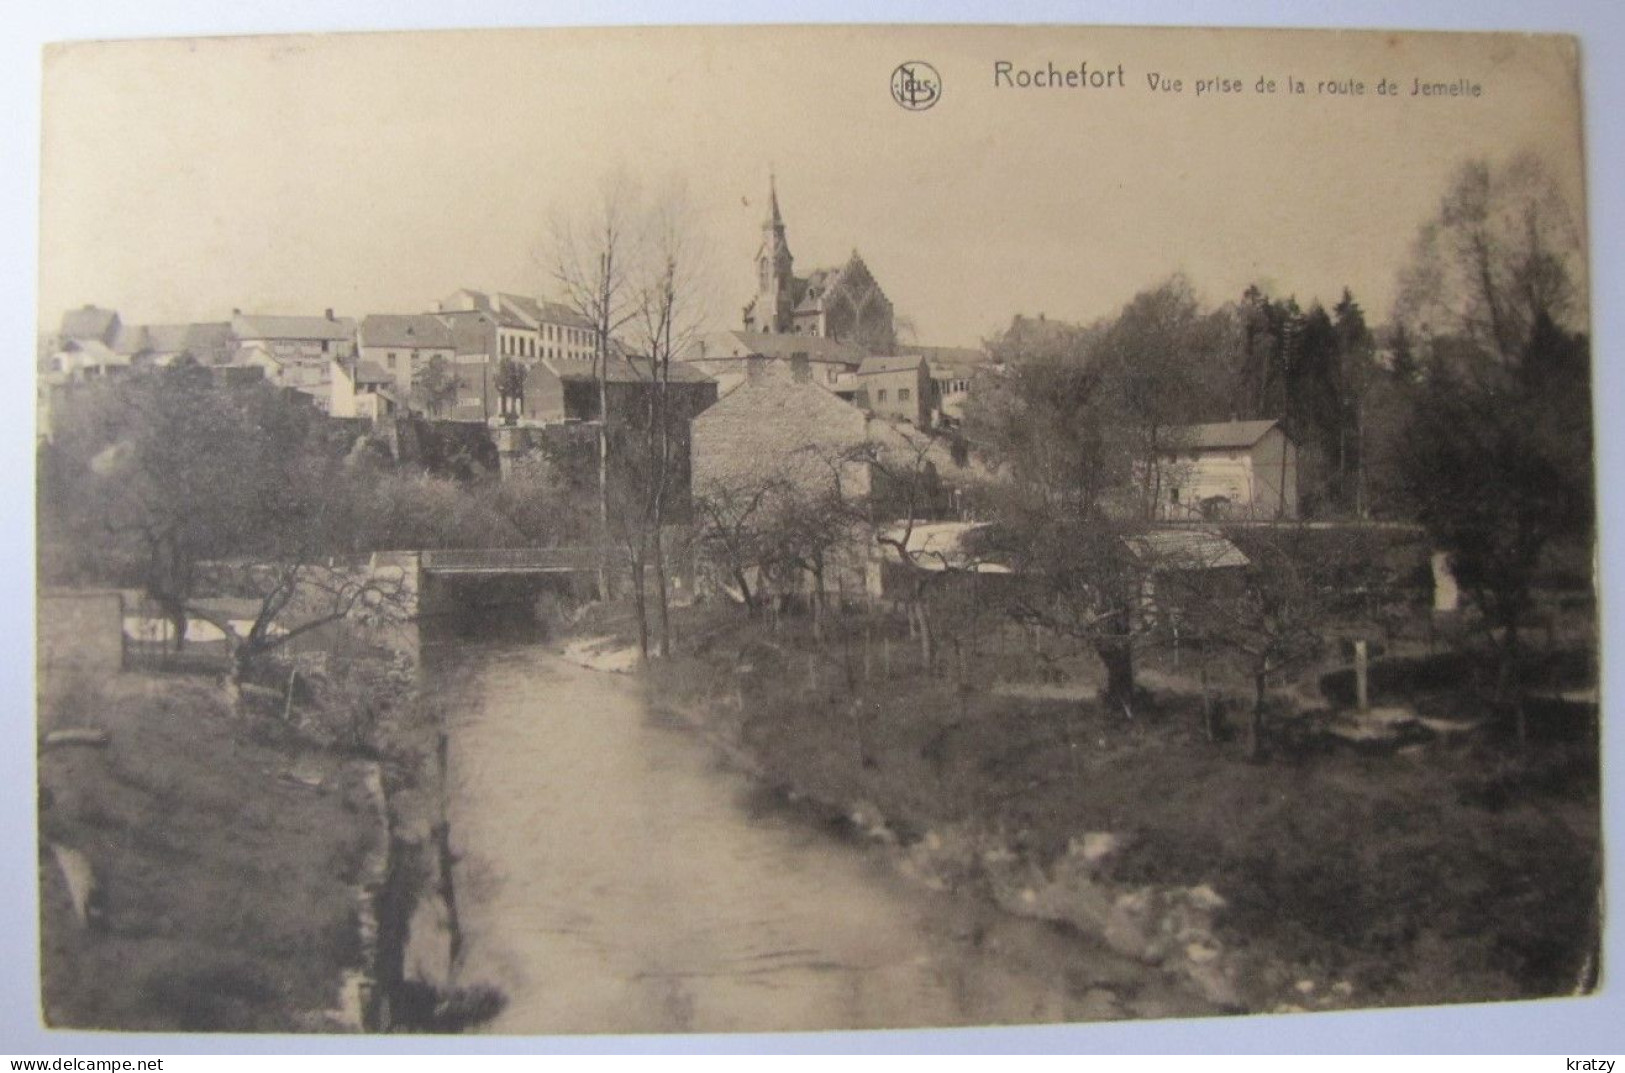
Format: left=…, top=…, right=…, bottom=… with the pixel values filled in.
left=899, top=388, right=911, bottom=402
left=877, top=388, right=888, bottom=402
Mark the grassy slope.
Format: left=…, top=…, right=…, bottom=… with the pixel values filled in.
left=38, top=673, right=374, bottom=1032
left=627, top=599, right=1600, bottom=1011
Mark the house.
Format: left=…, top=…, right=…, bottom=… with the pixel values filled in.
left=57, top=305, right=122, bottom=348
left=691, top=360, right=961, bottom=512
left=1152, top=419, right=1300, bottom=521
left=357, top=314, right=456, bottom=404
left=546, top=356, right=717, bottom=524
left=554, top=355, right=717, bottom=425
left=137, top=322, right=234, bottom=367
left=434, top=290, right=597, bottom=424
left=45, top=339, right=130, bottom=381
left=435, top=289, right=595, bottom=364
left=897, top=344, right=991, bottom=425
left=329, top=357, right=397, bottom=420
left=230, top=309, right=357, bottom=407
left=853, top=354, right=931, bottom=427
left=682, top=329, right=869, bottom=397
left=692, top=361, right=876, bottom=504
left=740, top=177, right=896, bottom=351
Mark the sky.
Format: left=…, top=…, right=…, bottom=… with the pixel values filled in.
left=38, top=24, right=1586, bottom=347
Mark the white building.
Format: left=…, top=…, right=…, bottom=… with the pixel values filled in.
left=1153, top=419, right=1299, bottom=521
left=357, top=314, right=456, bottom=400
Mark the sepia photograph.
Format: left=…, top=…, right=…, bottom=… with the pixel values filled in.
left=24, top=15, right=1609, bottom=1045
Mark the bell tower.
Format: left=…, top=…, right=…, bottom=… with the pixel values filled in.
left=755, top=175, right=795, bottom=333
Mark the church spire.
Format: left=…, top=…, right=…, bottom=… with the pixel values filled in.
left=765, top=172, right=784, bottom=231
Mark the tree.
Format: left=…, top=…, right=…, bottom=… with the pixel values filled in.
left=545, top=171, right=644, bottom=602
left=1091, top=275, right=1232, bottom=518
left=1395, top=153, right=1585, bottom=364
left=1396, top=315, right=1593, bottom=742
left=694, top=476, right=784, bottom=615
left=411, top=355, right=458, bottom=417
left=40, top=364, right=418, bottom=692
left=494, top=357, right=526, bottom=424
left=1160, top=526, right=1375, bottom=758
left=622, top=185, right=711, bottom=657
left=42, top=365, right=302, bottom=647
left=547, top=174, right=714, bottom=657
left=963, top=346, right=1147, bottom=714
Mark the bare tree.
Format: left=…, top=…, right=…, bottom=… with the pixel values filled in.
left=545, top=171, right=645, bottom=600
left=1394, top=152, right=1585, bottom=364
left=623, top=185, right=712, bottom=656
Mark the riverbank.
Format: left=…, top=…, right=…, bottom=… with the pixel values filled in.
left=559, top=599, right=1602, bottom=1017
left=38, top=671, right=380, bottom=1031
left=36, top=614, right=495, bottom=1033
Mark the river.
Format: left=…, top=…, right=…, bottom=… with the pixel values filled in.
left=426, top=630, right=1206, bottom=1035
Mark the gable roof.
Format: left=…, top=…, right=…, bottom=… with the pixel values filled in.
left=232, top=313, right=356, bottom=342
left=110, top=323, right=150, bottom=356
left=857, top=354, right=926, bottom=376
left=142, top=324, right=195, bottom=354
left=60, top=306, right=119, bottom=343
left=539, top=300, right=592, bottom=330
left=359, top=314, right=455, bottom=350
left=685, top=330, right=869, bottom=367
left=1175, top=420, right=1283, bottom=451
left=692, top=368, right=871, bottom=492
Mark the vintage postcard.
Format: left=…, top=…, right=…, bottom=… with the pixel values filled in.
left=34, top=24, right=1597, bottom=1037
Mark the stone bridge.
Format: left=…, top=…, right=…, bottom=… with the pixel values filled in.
left=370, top=547, right=603, bottom=619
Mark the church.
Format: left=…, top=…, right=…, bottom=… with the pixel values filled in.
left=741, top=178, right=897, bottom=354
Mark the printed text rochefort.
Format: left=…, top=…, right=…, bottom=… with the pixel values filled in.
left=993, top=61, right=1126, bottom=89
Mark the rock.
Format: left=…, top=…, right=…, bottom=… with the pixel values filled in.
left=1185, top=940, right=1222, bottom=964
left=847, top=801, right=895, bottom=844
left=1070, top=831, right=1124, bottom=867
left=1295, top=978, right=1317, bottom=994
left=1272, top=1003, right=1309, bottom=1014
left=1332, top=980, right=1355, bottom=997
left=1185, top=959, right=1243, bottom=1008
left=1398, top=744, right=1429, bottom=762
left=47, top=842, right=104, bottom=930
left=1184, top=883, right=1228, bottom=912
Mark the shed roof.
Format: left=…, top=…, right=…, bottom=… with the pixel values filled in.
left=1175, top=420, right=1282, bottom=451
left=551, top=356, right=714, bottom=385
left=1125, top=528, right=1250, bottom=571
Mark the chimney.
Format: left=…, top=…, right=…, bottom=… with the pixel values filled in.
left=232, top=307, right=241, bottom=316
left=325, top=308, right=336, bottom=321
left=745, top=355, right=768, bottom=381
left=790, top=355, right=811, bottom=383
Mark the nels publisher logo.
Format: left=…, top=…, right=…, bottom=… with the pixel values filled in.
left=890, top=61, right=941, bottom=111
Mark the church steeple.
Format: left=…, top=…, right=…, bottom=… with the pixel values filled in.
left=753, top=173, right=795, bottom=333
left=766, top=173, right=784, bottom=231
